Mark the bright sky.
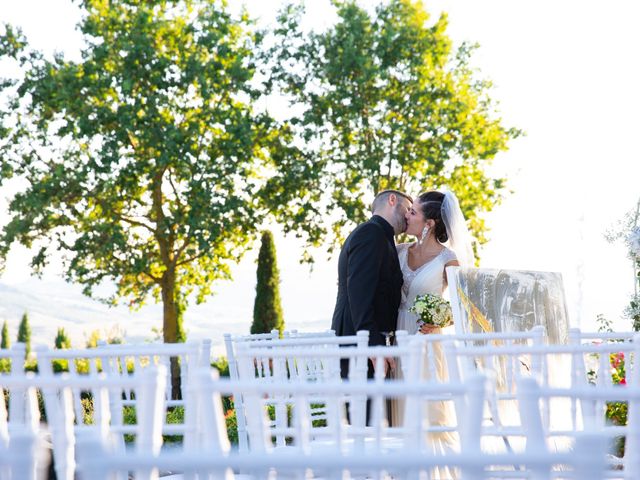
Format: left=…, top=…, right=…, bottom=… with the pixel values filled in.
left=1, top=0, right=639, bottom=352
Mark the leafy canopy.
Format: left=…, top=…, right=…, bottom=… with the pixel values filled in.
left=261, top=0, right=521, bottom=253
left=0, top=0, right=291, bottom=341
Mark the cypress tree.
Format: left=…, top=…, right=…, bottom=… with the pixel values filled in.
left=1, top=320, right=10, bottom=349
left=0, top=321, right=10, bottom=372
left=17, top=312, right=31, bottom=355
left=251, top=231, right=284, bottom=335
left=55, top=327, right=72, bottom=349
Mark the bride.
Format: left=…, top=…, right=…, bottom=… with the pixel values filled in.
left=392, top=190, right=474, bottom=480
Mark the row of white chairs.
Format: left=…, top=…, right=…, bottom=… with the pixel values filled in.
left=0, top=339, right=212, bottom=480
left=0, top=327, right=636, bottom=478
left=224, top=326, right=640, bottom=477
left=0, top=367, right=168, bottom=480
left=68, top=367, right=640, bottom=479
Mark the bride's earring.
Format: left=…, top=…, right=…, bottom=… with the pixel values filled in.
left=418, top=226, right=429, bottom=245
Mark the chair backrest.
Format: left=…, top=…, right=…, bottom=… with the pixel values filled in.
left=229, top=331, right=369, bottom=452
left=82, top=369, right=608, bottom=480
left=236, top=331, right=369, bottom=380
left=34, top=340, right=208, bottom=442
left=223, top=329, right=280, bottom=453
left=0, top=343, right=28, bottom=424
left=233, top=339, right=463, bottom=453
left=0, top=367, right=168, bottom=480
left=568, top=327, right=635, bottom=387
left=79, top=366, right=605, bottom=480
left=397, top=327, right=546, bottom=455
left=396, top=327, right=546, bottom=386
left=283, top=329, right=336, bottom=339
left=80, top=438, right=609, bottom=480
left=0, top=427, right=42, bottom=480
left=224, top=330, right=280, bottom=381
left=193, top=367, right=487, bottom=478
left=0, top=371, right=41, bottom=480
left=447, top=337, right=640, bottom=464
left=517, top=374, right=640, bottom=477
left=569, top=328, right=636, bottom=343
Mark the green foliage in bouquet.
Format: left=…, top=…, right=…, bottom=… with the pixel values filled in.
left=409, top=293, right=453, bottom=328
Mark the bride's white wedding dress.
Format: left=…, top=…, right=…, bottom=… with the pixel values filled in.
left=393, top=242, right=460, bottom=480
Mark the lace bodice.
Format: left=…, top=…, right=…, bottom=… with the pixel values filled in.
left=396, top=243, right=457, bottom=333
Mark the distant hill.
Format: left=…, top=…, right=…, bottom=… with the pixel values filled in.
left=0, top=276, right=331, bottom=357
left=0, top=279, right=161, bottom=348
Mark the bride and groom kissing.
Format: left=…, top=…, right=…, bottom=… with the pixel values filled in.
left=330, top=189, right=473, bottom=477
left=331, top=188, right=474, bottom=360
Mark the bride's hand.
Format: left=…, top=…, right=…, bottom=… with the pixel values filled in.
left=419, top=324, right=440, bottom=335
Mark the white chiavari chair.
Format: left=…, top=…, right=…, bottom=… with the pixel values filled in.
left=0, top=343, right=28, bottom=425
left=0, top=366, right=167, bottom=480
left=231, top=331, right=370, bottom=451
left=35, top=340, right=208, bottom=449
left=395, top=327, right=547, bottom=444
left=80, top=367, right=610, bottom=480
left=234, top=336, right=477, bottom=461
left=283, top=329, right=336, bottom=339
left=517, top=374, right=640, bottom=479
left=0, top=373, right=43, bottom=480
left=446, top=335, right=640, bottom=477
left=223, top=330, right=281, bottom=453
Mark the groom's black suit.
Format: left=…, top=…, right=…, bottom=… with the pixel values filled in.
left=331, top=215, right=403, bottom=349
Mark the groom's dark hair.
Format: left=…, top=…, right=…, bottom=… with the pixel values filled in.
left=371, top=190, right=412, bottom=213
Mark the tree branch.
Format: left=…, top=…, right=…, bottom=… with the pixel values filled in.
left=173, top=231, right=194, bottom=266
left=167, top=168, right=186, bottom=213
left=115, top=214, right=157, bottom=233
left=175, top=250, right=207, bottom=267
left=141, top=270, right=161, bottom=283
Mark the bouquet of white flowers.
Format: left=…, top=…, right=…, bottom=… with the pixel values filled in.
left=409, top=293, right=453, bottom=328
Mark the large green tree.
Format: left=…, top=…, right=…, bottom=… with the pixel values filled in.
left=0, top=0, right=287, bottom=357
left=262, top=0, right=521, bottom=253
left=251, top=230, right=284, bottom=336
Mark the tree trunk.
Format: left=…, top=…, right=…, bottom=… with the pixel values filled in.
left=161, top=269, right=182, bottom=400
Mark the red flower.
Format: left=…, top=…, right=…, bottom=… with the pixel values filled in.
left=611, top=352, right=625, bottom=369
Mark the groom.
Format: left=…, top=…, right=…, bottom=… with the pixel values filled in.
left=331, top=189, right=412, bottom=378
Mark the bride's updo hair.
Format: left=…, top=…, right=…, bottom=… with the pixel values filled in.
left=418, top=191, right=448, bottom=243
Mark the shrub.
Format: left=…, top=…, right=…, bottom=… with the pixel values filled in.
left=55, top=328, right=72, bottom=349
left=225, top=406, right=238, bottom=445
left=589, top=350, right=628, bottom=457
left=211, top=356, right=230, bottom=378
